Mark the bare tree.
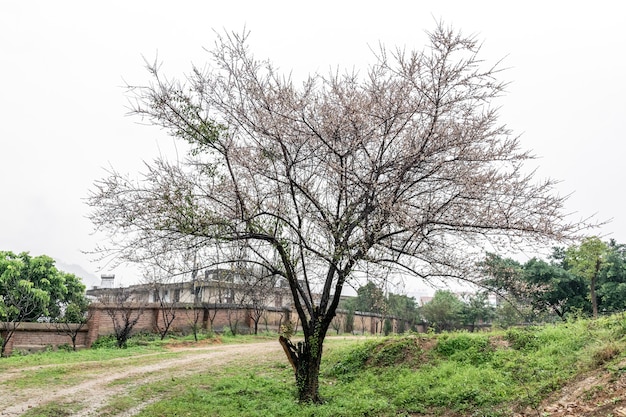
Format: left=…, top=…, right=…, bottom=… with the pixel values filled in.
left=330, top=315, right=342, bottom=335
left=185, top=267, right=203, bottom=341
left=54, top=304, right=93, bottom=351
left=88, top=25, right=587, bottom=401
left=359, top=315, right=367, bottom=335
left=99, top=288, right=144, bottom=348
left=240, top=263, right=278, bottom=335
left=143, top=266, right=179, bottom=340
left=200, top=268, right=229, bottom=334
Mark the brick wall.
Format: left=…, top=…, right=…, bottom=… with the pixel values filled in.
left=1, top=304, right=420, bottom=355
left=88, top=303, right=292, bottom=338
left=1, top=322, right=90, bottom=355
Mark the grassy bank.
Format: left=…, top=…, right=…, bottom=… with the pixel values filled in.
left=136, top=316, right=626, bottom=417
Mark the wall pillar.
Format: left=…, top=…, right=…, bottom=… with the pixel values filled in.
left=86, top=306, right=102, bottom=347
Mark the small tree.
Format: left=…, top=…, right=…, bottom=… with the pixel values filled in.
left=201, top=269, right=229, bottom=333
left=141, top=255, right=190, bottom=340
left=242, top=266, right=277, bottom=335
left=147, top=278, right=177, bottom=340
left=1, top=251, right=88, bottom=356
left=330, top=315, right=342, bottom=335
left=478, top=253, right=537, bottom=323
left=358, top=314, right=367, bottom=335
left=1, top=280, right=49, bottom=356
left=523, top=257, right=588, bottom=319
left=354, top=282, right=387, bottom=315
left=185, top=304, right=203, bottom=341
left=226, top=306, right=242, bottom=335
left=421, top=290, right=464, bottom=332
left=461, top=292, right=495, bottom=332
left=54, top=302, right=92, bottom=351
left=383, top=318, right=393, bottom=335
left=387, top=293, right=419, bottom=333
left=183, top=267, right=204, bottom=340
left=597, top=240, right=626, bottom=313
left=565, top=236, right=608, bottom=319
left=344, top=307, right=355, bottom=334
left=100, top=288, right=144, bottom=348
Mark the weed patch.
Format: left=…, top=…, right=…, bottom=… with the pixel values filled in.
left=19, top=401, right=82, bottom=417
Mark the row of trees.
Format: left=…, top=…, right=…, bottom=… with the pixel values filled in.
left=421, top=290, right=495, bottom=332
left=0, top=251, right=90, bottom=356
left=480, top=237, right=626, bottom=322
left=339, top=282, right=421, bottom=334
left=0, top=249, right=293, bottom=355
left=405, top=237, right=626, bottom=332
left=343, top=237, right=626, bottom=334
left=339, top=283, right=494, bottom=334
left=140, top=261, right=289, bottom=341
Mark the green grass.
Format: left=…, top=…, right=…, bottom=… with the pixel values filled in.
left=3, top=316, right=626, bottom=416
left=19, top=401, right=83, bottom=417
left=134, top=316, right=626, bottom=416
left=0, top=340, right=164, bottom=371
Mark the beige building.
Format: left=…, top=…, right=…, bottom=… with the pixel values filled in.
left=87, top=269, right=291, bottom=309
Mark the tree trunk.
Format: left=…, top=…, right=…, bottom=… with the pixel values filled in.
left=590, top=276, right=598, bottom=319
left=1, top=337, right=9, bottom=357
left=591, top=259, right=600, bottom=319
left=295, top=339, right=323, bottom=402
left=279, top=320, right=327, bottom=403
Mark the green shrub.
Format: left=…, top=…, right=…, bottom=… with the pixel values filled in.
left=57, top=343, right=73, bottom=352
left=91, top=335, right=118, bottom=349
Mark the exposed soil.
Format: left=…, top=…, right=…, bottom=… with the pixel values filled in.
left=514, top=357, right=626, bottom=417
left=0, top=340, right=283, bottom=417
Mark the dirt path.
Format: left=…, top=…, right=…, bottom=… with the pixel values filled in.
left=0, top=340, right=283, bottom=417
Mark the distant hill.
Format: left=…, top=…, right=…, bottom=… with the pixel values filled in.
left=55, top=260, right=100, bottom=289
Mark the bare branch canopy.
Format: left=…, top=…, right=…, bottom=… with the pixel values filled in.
left=88, top=24, right=588, bottom=402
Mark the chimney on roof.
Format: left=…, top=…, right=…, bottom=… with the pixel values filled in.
left=100, top=274, right=115, bottom=288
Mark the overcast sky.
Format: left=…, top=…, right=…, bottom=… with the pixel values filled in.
left=1, top=2, right=624, bottom=291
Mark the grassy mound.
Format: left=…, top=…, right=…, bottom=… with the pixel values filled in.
left=320, top=315, right=626, bottom=416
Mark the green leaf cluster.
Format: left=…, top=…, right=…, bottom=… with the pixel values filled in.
left=420, top=290, right=465, bottom=332
left=342, top=282, right=420, bottom=332
left=0, top=251, right=88, bottom=323
left=481, top=238, right=626, bottom=323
